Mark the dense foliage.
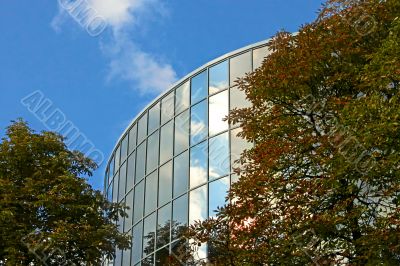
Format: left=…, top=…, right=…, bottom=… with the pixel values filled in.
left=0, top=120, right=130, bottom=265
left=187, top=0, right=400, bottom=265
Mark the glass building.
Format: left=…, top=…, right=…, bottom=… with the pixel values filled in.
left=103, top=40, right=270, bottom=266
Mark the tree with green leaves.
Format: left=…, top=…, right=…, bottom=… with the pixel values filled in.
left=187, top=0, right=400, bottom=265
left=0, top=120, right=130, bottom=265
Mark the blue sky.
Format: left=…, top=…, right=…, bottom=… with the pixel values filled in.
left=0, top=0, right=322, bottom=191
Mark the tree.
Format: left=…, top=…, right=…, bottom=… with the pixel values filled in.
left=0, top=120, right=130, bottom=265
left=188, top=0, right=400, bottom=265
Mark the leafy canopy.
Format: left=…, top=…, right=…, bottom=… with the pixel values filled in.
left=0, top=120, right=130, bottom=265
left=187, top=0, right=400, bottom=265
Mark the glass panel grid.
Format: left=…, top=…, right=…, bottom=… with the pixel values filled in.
left=105, top=44, right=269, bottom=266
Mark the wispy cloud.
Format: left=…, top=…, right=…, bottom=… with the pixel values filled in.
left=52, top=0, right=177, bottom=95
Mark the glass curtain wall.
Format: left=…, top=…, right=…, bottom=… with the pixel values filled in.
left=104, top=42, right=270, bottom=266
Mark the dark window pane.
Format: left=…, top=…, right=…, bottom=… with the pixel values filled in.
left=230, top=51, right=251, bottom=87
left=189, top=185, right=207, bottom=225
left=190, top=100, right=208, bottom=146
left=209, top=60, right=228, bottom=94
left=158, top=161, right=172, bottom=207
left=172, top=194, right=188, bottom=240
left=155, top=246, right=170, bottom=266
left=209, top=176, right=229, bottom=217
left=129, top=124, right=137, bottom=154
left=145, top=171, right=158, bottom=216
left=146, top=131, right=159, bottom=173
left=142, top=254, right=154, bottom=266
left=174, top=110, right=189, bottom=155
left=175, top=81, right=190, bottom=114
left=121, top=135, right=128, bottom=163
left=131, top=222, right=143, bottom=263
left=209, top=90, right=229, bottom=136
left=133, top=181, right=144, bottom=224
left=118, top=162, right=127, bottom=200
left=191, top=70, right=207, bottom=104
left=190, top=141, right=208, bottom=188
left=126, top=152, right=135, bottom=192
left=160, top=121, right=173, bottom=164
left=125, top=190, right=134, bottom=231
left=161, top=91, right=174, bottom=124
left=173, top=151, right=189, bottom=197
left=135, top=142, right=146, bottom=182
left=148, top=102, right=160, bottom=133
left=143, top=212, right=156, bottom=257
left=137, top=114, right=148, bottom=144
left=209, top=132, right=230, bottom=180
left=171, top=239, right=189, bottom=262
left=157, top=203, right=171, bottom=249
left=253, top=46, right=270, bottom=70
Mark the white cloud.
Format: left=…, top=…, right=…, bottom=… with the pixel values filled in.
left=52, top=0, right=177, bottom=95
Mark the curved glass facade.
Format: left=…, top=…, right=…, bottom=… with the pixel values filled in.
left=104, top=41, right=270, bottom=266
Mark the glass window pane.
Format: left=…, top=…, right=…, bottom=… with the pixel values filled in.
left=146, top=131, right=159, bottom=173
left=174, top=110, right=189, bottom=155
left=173, top=151, right=189, bottom=197
left=190, top=100, right=208, bottom=146
left=209, top=132, right=230, bottom=180
left=129, top=124, right=137, bottom=154
left=109, top=156, right=115, bottom=181
left=155, top=246, right=170, bottom=266
left=231, top=128, right=252, bottom=172
left=137, top=114, right=148, bottom=144
left=209, top=176, right=230, bottom=217
left=148, top=102, right=160, bottom=133
left=190, top=141, right=208, bottom=188
left=143, top=254, right=154, bottom=266
left=189, top=185, right=207, bottom=225
left=115, top=145, right=121, bottom=169
left=160, top=121, right=173, bottom=164
left=209, top=90, right=229, bottom=136
left=132, top=223, right=143, bottom=263
left=121, top=135, right=128, bottom=163
left=126, top=152, right=135, bottom=192
left=105, top=168, right=109, bottom=188
left=113, top=174, right=119, bottom=202
left=175, top=81, right=190, bottom=114
left=119, top=162, right=127, bottom=199
left=230, top=51, right=252, bottom=87
left=209, top=60, right=228, bottom=94
left=133, top=181, right=144, bottom=224
left=161, top=91, right=174, bottom=124
left=114, top=249, right=122, bottom=266
left=157, top=203, right=171, bottom=249
left=230, top=86, right=251, bottom=110
left=125, top=191, right=134, bottom=231
left=253, top=46, right=270, bottom=70
left=107, top=182, right=113, bottom=201
left=172, top=194, right=188, bottom=240
left=191, top=70, right=207, bottom=104
left=145, top=171, right=158, bottom=216
left=135, top=142, right=146, bottom=183
left=122, top=248, right=131, bottom=266
left=158, top=161, right=172, bottom=207
left=143, top=212, right=156, bottom=257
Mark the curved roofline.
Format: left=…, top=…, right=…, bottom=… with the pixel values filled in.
left=108, top=38, right=271, bottom=166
